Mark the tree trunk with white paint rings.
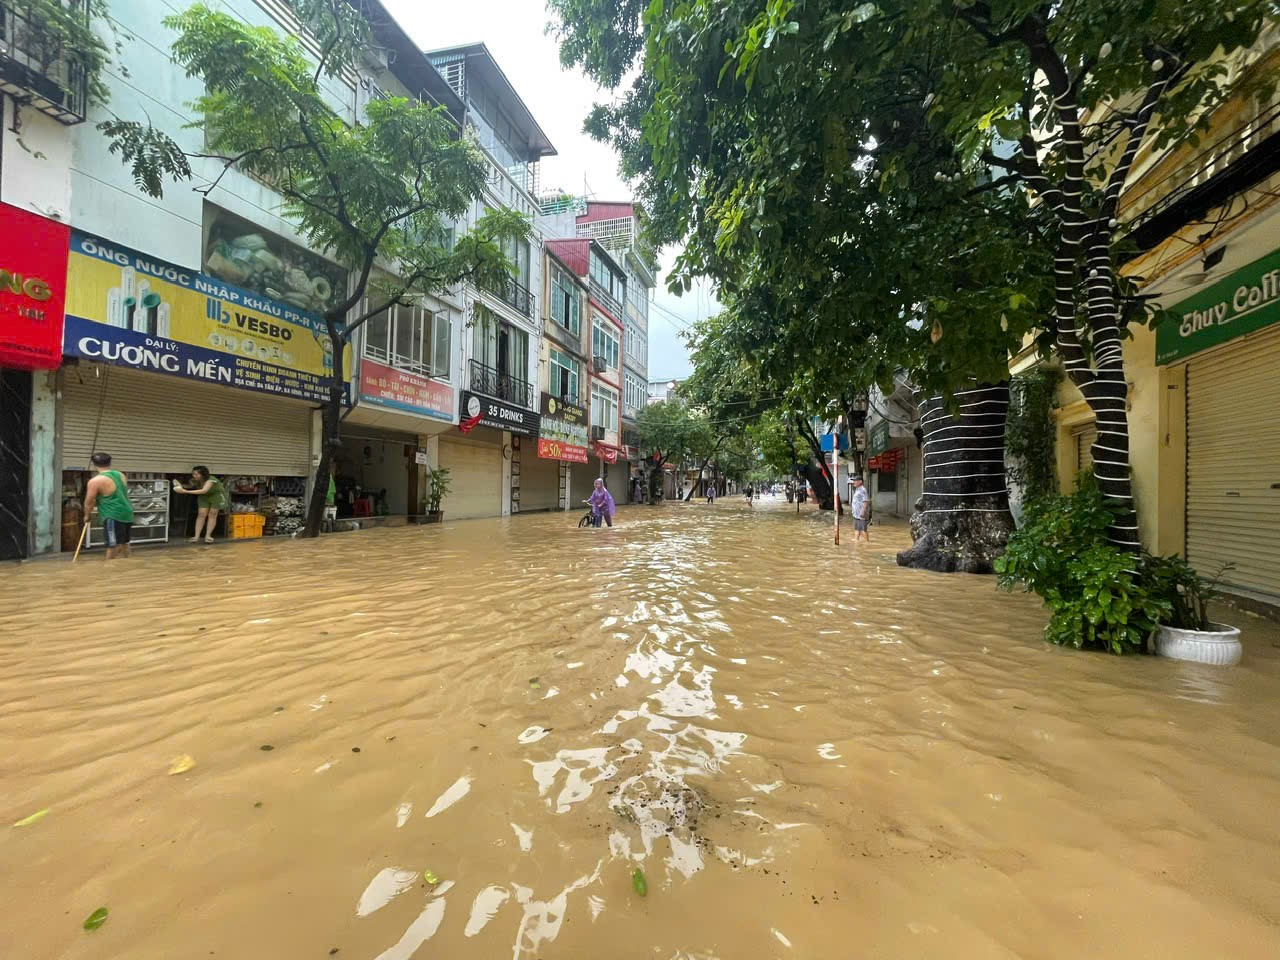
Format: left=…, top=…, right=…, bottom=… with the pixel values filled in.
left=896, top=383, right=1015, bottom=574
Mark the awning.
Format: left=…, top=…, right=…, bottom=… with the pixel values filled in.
left=592, top=441, right=623, bottom=464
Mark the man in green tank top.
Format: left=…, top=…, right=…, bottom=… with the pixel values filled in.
left=85, top=452, right=135, bottom=559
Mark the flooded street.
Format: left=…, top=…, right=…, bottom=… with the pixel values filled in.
left=3, top=500, right=1279, bottom=959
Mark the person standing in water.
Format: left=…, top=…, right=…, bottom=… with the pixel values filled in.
left=172, top=466, right=228, bottom=543
left=850, top=475, right=871, bottom=542
left=84, top=452, right=134, bottom=560
left=588, top=477, right=616, bottom=528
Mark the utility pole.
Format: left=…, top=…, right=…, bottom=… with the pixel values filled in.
left=834, top=416, right=842, bottom=545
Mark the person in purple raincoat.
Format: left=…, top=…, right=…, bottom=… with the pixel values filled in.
left=588, top=478, right=616, bottom=528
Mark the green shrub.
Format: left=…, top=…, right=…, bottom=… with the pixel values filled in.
left=994, top=479, right=1172, bottom=655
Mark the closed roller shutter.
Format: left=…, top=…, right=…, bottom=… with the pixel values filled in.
left=520, top=450, right=562, bottom=512
left=438, top=437, right=501, bottom=519
left=61, top=366, right=312, bottom=475
left=1186, top=325, right=1280, bottom=604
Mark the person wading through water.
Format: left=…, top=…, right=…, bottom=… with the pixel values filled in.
left=172, top=466, right=229, bottom=543
left=84, top=452, right=134, bottom=560
left=588, top=477, right=616, bottom=528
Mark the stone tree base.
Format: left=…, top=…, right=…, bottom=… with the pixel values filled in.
left=896, top=507, right=1015, bottom=574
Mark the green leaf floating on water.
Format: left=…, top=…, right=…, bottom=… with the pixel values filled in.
left=423, top=870, right=439, bottom=885
left=13, top=808, right=50, bottom=827
left=631, top=868, right=648, bottom=897
left=528, top=677, right=540, bottom=689
left=83, top=907, right=109, bottom=931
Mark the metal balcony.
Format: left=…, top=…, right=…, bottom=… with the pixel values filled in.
left=480, top=273, right=533, bottom=318
left=469, top=358, right=533, bottom=409
left=0, top=2, right=90, bottom=124
left=589, top=279, right=623, bottom=320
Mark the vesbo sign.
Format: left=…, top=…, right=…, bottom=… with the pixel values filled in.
left=1157, top=247, right=1280, bottom=364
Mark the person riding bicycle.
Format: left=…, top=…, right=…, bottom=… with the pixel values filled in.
left=588, top=478, right=616, bottom=528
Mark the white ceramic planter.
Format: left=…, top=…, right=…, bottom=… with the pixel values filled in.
left=1154, top=622, right=1243, bottom=666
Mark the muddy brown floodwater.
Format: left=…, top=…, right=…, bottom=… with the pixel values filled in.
left=2, top=500, right=1279, bottom=959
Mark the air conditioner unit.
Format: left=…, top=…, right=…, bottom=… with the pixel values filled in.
left=590, top=425, right=606, bottom=441
left=592, top=355, right=607, bottom=372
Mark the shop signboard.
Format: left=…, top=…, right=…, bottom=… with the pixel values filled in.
left=868, top=419, right=891, bottom=456
left=0, top=202, right=69, bottom=370
left=359, top=357, right=455, bottom=422
left=1157, top=246, right=1280, bottom=364
left=459, top=390, right=540, bottom=437
left=63, top=230, right=350, bottom=402
left=537, top=392, right=589, bottom=463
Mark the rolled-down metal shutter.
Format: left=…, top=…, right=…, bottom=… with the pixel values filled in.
left=1186, top=326, right=1280, bottom=604
left=61, top=366, right=312, bottom=476
left=1073, top=421, right=1098, bottom=474
left=438, top=437, right=501, bottom=519
left=519, top=450, right=562, bottom=512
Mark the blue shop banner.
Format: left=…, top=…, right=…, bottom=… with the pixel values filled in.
left=64, top=315, right=346, bottom=403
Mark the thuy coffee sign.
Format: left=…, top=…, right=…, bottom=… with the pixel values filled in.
left=1157, top=246, right=1280, bottom=364
left=0, top=202, right=70, bottom=370
left=538, top=392, right=589, bottom=463
left=460, top=390, right=540, bottom=437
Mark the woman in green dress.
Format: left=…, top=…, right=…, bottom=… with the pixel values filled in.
left=173, top=465, right=228, bottom=543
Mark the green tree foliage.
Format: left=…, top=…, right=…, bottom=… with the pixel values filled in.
left=636, top=400, right=711, bottom=470
left=129, top=1, right=527, bottom=535
left=1006, top=366, right=1062, bottom=504
left=549, top=0, right=1274, bottom=551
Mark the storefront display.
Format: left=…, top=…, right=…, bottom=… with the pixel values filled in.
left=0, top=201, right=69, bottom=370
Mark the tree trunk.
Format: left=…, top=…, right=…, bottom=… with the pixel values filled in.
left=303, top=331, right=347, bottom=538
left=897, top=383, right=1015, bottom=574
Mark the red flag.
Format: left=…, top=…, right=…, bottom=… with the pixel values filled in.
left=458, top=412, right=483, bottom=433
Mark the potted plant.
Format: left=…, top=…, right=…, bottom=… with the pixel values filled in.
left=1144, top=557, right=1242, bottom=665
left=424, top=467, right=451, bottom=524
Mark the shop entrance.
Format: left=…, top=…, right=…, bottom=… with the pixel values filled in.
left=334, top=429, right=420, bottom=520
left=59, top=365, right=313, bottom=547
left=0, top=369, right=32, bottom=561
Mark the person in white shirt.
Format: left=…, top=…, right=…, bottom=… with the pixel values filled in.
left=849, top=475, right=871, bottom=542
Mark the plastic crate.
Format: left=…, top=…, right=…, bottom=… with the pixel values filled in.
left=229, top=514, right=266, bottom=539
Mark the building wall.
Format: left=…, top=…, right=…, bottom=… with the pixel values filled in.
left=0, top=101, right=72, bottom=220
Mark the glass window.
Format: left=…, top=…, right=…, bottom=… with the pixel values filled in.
left=592, top=318, right=620, bottom=370
left=550, top=348, right=579, bottom=401
left=592, top=382, right=619, bottom=433
left=364, top=307, right=392, bottom=361
left=431, top=311, right=451, bottom=379
left=550, top=266, right=580, bottom=335
left=363, top=298, right=449, bottom=379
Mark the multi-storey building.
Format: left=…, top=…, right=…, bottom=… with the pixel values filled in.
left=576, top=202, right=656, bottom=502
left=542, top=238, right=628, bottom=491
left=0, top=0, right=468, bottom=554
left=427, top=43, right=556, bottom=518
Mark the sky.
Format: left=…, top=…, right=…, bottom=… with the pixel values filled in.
left=382, top=0, right=716, bottom=381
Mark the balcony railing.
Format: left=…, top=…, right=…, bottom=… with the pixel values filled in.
left=589, top=279, right=623, bottom=320
left=0, top=2, right=90, bottom=124
left=469, top=358, right=533, bottom=410
left=480, top=273, right=533, bottom=318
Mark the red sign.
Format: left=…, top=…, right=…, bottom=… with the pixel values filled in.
left=359, top=357, right=455, bottom=422
left=537, top=437, right=588, bottom=463
left=0, top=202, right=69, bottom=370
left=593, top=442, right=619, bottom=464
